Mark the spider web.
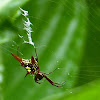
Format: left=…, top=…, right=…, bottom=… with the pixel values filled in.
left=0, top=0, right=100, bottom=100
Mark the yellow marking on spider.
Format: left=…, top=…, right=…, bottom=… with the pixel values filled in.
left=34, top=67, right=38, bottom=74
left=25, top=66, right=31, bottom=70
left=28, top=69, right=31, bottom=73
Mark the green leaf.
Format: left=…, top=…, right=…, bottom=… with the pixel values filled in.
left=42, top=80, right=100, bottom=100
left=0, top=0, right=28, bottom=19
left=1, top=0, right=97, bottom=100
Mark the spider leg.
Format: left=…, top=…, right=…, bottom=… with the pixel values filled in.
left=24, top=71, right=30, bottom=78
left=44, top=68, right=58, bottom=75
left=35, top=48, right=38, bottom=62
left=52, top=81, right=66, bottom=87
left=43, top=74, right=66, bottom=87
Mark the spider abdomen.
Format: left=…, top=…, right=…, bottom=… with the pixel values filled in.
left=36, top=74, right=43, bottom=80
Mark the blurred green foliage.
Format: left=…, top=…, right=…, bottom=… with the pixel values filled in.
left=0, top=0, right=100, bottom=100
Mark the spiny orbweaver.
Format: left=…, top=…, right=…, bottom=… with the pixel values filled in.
left=11, top=48, right=66, bottom=87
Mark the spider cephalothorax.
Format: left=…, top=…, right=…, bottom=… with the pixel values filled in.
left=11, top=48, right=65, bottom=87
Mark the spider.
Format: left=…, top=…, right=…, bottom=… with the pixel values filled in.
left=11, top=48, right=65, bottom=87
